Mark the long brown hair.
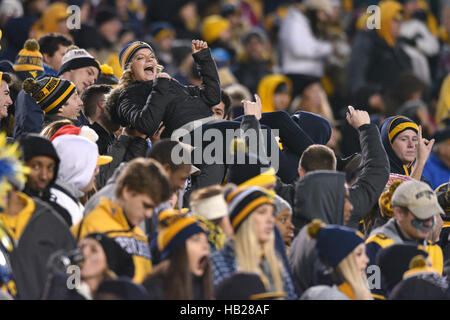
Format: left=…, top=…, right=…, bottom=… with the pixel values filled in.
left=151, top=243, right=213, bottom=300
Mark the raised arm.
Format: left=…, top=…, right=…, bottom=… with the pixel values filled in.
left=345, top=106, right=390, bottom=228
left=184, top=40, right=221, bottom=106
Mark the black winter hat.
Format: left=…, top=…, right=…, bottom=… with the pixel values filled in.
left=95, top=7, right=119, bottom=27
left=227, top=143, right=275, bottom=187
left=85, top=233, right=135, bottom=279
left=215, top=272, right=286, bottom=300
left=94, top=277, right=149, bottom=300
left=18, top=133, right=60, bottom=184
left=389, top=273, right=450, bottom=300
left=376, top=243, right=428, bottom=295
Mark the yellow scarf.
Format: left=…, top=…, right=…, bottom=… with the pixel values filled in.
left=338, top=282, right=357, bottom=300
left=0, top=193, right=35, bottom=241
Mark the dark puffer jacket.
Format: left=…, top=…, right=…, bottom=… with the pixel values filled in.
left=116, top=48, right=220, bottom=138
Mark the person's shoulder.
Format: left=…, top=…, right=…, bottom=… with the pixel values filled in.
left=301, top=285, right=349, bottom=300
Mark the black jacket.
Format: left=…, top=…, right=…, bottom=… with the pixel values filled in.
left=347, top=30, right=412, bottom=97
left=116, top=48, right=220, bottom=138
left=96, top=134, right=148, bottom=189
left=90, top=122, right=115, bottom=155
left=10, top=197, right=77, bottom=300
left=276, top=124, right=390, bottom=229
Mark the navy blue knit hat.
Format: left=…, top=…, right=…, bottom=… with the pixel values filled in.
left=225, top=186, right=274, bottom=232
left=119, top=41, right=154, bottom=70
left=307, top=219, right=364, bottom=268
left=157, top=209, right=208, bottom=261
left=380, top=115, right=419, bottom=175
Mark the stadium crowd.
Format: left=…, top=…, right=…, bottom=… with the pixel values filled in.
left=0, top=0, right=448, bottom=300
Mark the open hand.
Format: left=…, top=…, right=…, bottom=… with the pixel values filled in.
left=192, top=40, right=208, bottom=54
left=242, top=94, right=262, bottom=120
left=157, top=72, right=171, bottom=79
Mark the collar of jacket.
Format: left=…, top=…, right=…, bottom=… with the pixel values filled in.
left=0, top=192, right=35, bottom=241
left=97, top=197, right=133, bottom=230
left=369, top=218, right=404, bottom=244
left=55, top=179, right=84, bottom=200
left=337, top=281, right=357, bottom=300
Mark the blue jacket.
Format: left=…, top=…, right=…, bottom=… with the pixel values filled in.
left=422, top=153, right=450, bottom=190
left=13, top=90, right=44, bottom=140
left=43, top=64, right=58, bottom=77
left=210, top=240, right=298, bottom=300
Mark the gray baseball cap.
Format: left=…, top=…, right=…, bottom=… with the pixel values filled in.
left=391, top=180, right=444, bottom=219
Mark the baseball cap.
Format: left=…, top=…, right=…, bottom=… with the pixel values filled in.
left=391, top=180, right=444, bottom=219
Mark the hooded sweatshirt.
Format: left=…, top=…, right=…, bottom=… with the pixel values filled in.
left=380, top=115, right=418, bottom=176
left=257, top=74, right=292, bottom=113
left=50, top=135, right=99, bottom=225
left=376, top=0, right=404, bottom=48
left=71, top=198, right=152, bottom=284
left=288, top=171, right=346, bottom=296
left=292, top=171, right=346, bottom=234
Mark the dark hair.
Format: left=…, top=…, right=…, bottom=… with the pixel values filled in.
left=81, top=84, right=112, bottom=120
left=1, top=73, right=11, bottom=85
left=146, top=139, right=191, bottom=171
left=221, top=90, right=231, bottom=118
left=38, top=33, right=73, bottom=57
left=299, top=144, right=337, bottom=173
left=115, top=158, right=171, bottom=205
left=274, top=82, right=290, bottom=94
left=149, top=242, right=213, bottom=300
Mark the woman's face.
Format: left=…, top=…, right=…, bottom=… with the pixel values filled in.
left=391, top=129, right=418, bottom=164
left=275, top=209, right=294, bottom=246
left=252, top=204, right=275, bottom=245
left=186, top=232, right=210, bottom=277
left=130, top=48, right=158, bottom=82
left=273, top=92, right=290, bottom=111
left=80, top=237, right=108, bottom=279
left=354, top=243, right=369, bottom=276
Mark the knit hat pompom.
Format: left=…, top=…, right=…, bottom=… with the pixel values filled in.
left=307, top=219, right=325, bottom=239
left=22, top=78, right=39, bottom=94
left=389, top=180, right=403, bottom=196
left=409, top=255, right=427, bottom=269
left=24, top=39, right=39, bottom=52
left=230, top=137, right=247, bottom=155
left=101, top=64, right=114, bottom=75
left=379, top=179, right=406, bottom=218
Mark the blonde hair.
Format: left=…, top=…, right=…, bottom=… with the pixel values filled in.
left=234, top=213, right=284, bottom=293
left=336, top=250, right=373, bottom=300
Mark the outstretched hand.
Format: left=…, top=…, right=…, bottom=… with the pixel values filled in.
left=192, top=40, right=208, bottom=54
left=346, top=105, right=370, bottom=130
left=242, top=94, right=262, bottom=120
